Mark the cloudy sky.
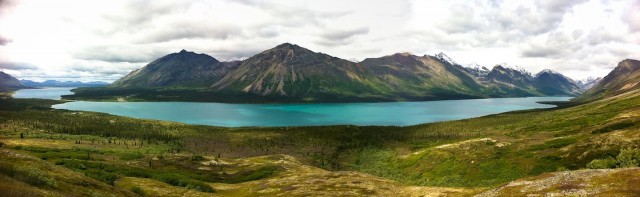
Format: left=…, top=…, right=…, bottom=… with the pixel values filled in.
left=0, top=0, right=638, bottom=82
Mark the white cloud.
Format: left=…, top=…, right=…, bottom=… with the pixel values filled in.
left=0, top=0, right=637, bottom=82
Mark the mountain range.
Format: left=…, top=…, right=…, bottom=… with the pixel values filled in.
left=20, top=80, right=109, bottom=87
left=84, top=43, right=584, bottom=102
left=0, top=72, right=110, bottom=92
left=576, top=77, right=602, bottom=91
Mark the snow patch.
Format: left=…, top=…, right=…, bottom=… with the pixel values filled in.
left=225, top=56, right=249, bottom=62
left=496, top=63, right=532, bottom=76
left=435, top=52, right=457, bottom=66
left=535, top=69, right=561, bottom=77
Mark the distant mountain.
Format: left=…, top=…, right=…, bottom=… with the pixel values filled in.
left=90, top=43, right=582, bottom=102
left=533, top=69, right=582, bottom=96
left=20, top=80, right=109, bottom=87
left=0, top=71, right=27, bottom=91
left=575, top=59, right=640, bottom=102
left=487, top=65, right=536, bottom=88
left=111, top=50, right=238, bottom=87
left=463, top=63, right=490, bottom=79
left=576, top=77, right=602, bottom=91
left=359, top=52, right=483, bottom=99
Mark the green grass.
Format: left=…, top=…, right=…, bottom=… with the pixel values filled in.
left=529, top=137, right=577, bottom=151
left=1, top=88, right=640, bottom=193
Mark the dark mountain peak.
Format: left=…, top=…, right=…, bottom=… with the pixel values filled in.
left=160, top=50, right=219, bottom=63
left=276, top=42, right=295, bottom=47
left=0, top=71, right=26, bottom=90
left=377, top=52, right=417, bottom=60
left=532, top=68, right=581, bottom=96
left=492, top=64, right=512, bottom=72
left=172, top=49, right=199, bottom=56
left=111, top=49, right=228, bottom=87
left=491, top=64, right=531, bottom=76
left=394, top=52, right=414, bottom=57
left=247, top=43, right=335, bottom=64
left=273, top=43, right=306, bottom=51
left=362, top=52, right=423, bottom=67
left=536, top=69, right=561, bottom=77
left=617, top=59, right=640, bottom=72
left=434, top=52, right=457, bottom=65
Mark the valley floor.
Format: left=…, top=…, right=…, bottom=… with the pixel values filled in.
left=1, top=89, right=640, bottom=196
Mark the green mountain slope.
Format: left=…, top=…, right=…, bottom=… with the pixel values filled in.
left=360, top=52, right=484, bottom=99
left=111, top=50, right=238, bottom=87
left=533, top=69, right=582, bottom=96
left=575, top=59, right=640, bottom=102
left=211, top=43, right=377, bottom=100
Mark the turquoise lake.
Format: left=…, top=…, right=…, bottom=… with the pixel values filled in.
left=14, top=87, right=571, bottom=127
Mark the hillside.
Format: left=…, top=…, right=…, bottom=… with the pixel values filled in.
left=0, top=71, right=27, bottom=92
left=111, top=50, right=238, bottom=87
left=359, top=52, right=483, bottom=99
left=533, top=69, right=582, bottom=96
left=575, top=59, right=640, bottom=102
left=478, top=168, right=640, bottom=196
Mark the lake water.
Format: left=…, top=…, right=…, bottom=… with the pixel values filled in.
left=14, top=87, right=571, bottom=127
left=13, top=87, right=77, bottom=100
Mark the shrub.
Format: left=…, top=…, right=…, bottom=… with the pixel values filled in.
left=616, top=148, right=640, bottom=168
left=84, top=169, right=118, bottom=185
left=0, top=165, right=57, bottom=188
left=592, top=121, right=635, bottom=134
left=154, top=174, right=214, bottom=193
left=119, top=152, right=144, bottom=160
left=191, top=155, right=205, bottom=162
left=131, top=186, right=145, bottom=196
left=587, top=157, right=617, bottom=169
left=530, top=138, right=577, bottom=151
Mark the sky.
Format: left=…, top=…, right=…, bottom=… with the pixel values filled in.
left=0, top=0, right=638, bottom=82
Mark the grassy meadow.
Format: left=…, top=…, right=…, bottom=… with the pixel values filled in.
left=1, top=88, right=640, bottom=196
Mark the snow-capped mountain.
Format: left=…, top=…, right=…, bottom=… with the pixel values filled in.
left=533, top=69, right=582, bottom=95
left=535, top=69, right=563, bottom=77
left=224, top=56, right=249, bottom=62
left=435, top=52, right=457, bottom=66
left=496, top=63, right=532, bottom=77
left=576, top=77, right=602, bottom=91
left=463, top=63, right=491, bottom=77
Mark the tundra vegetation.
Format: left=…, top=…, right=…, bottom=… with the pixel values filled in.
left=1, top=84, right=640, bottom=196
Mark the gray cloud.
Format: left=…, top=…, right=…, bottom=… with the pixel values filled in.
left=521, top=45, right=564, bottom=58
left=438, top=5, right=482, bottom=34
left=321, top=27, right=369, bottom=41
left=521, top=32, right=575, bottom=58
left=315, top=27, right=370, bottom=46
left=623, top=1, right=640, bottom=32
left=72, top=45, right=173, bottom=63
left=138, top=24, right=241, bottom=43
left=0, top=36, right=10, bottom=45
left=0, top=61, right=37, bottom=70
left=0, top=0, right=636, bottom=81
